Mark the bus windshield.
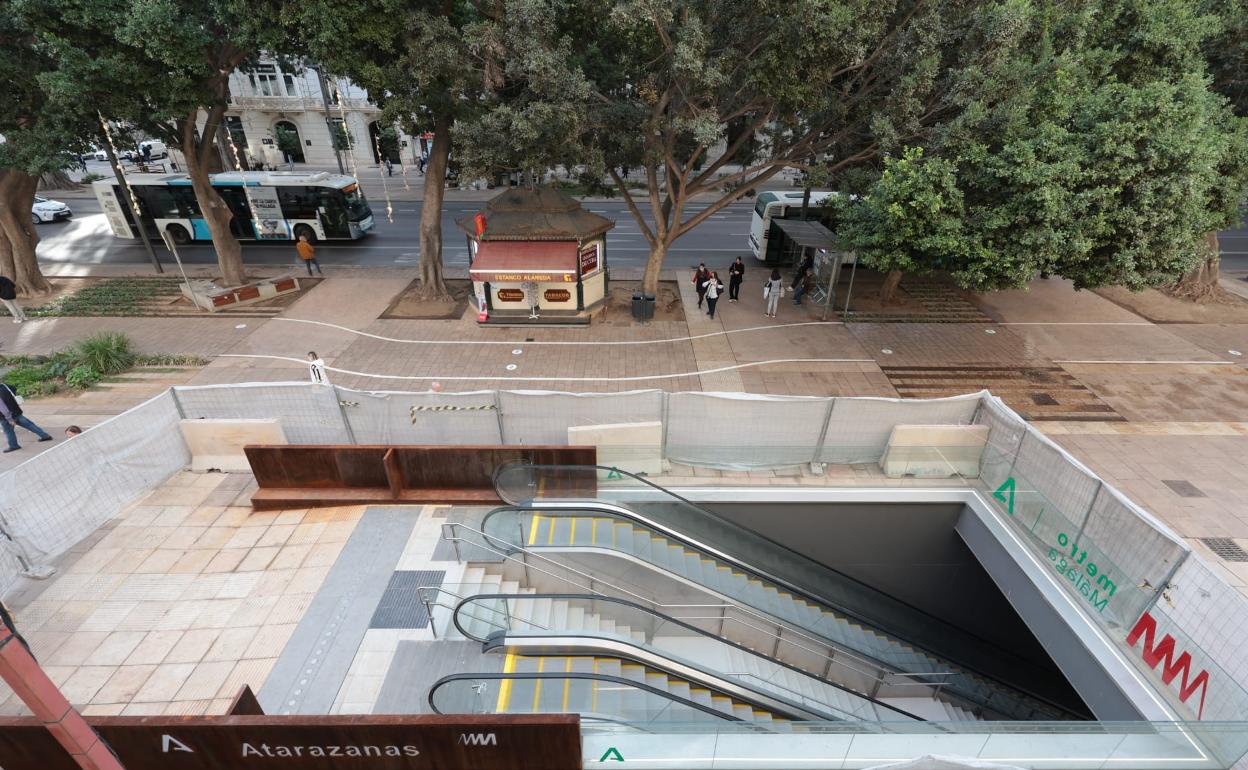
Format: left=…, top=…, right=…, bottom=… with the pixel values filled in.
left=341, top=184, right=371, bottom=221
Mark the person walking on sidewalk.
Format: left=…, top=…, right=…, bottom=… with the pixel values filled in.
left=0, top=383, right=52, bottom=453
left=296, top=234, right=323, bottom=277
left=692, top=263, right=710, bottom=308
left=306, top=352, right=330, bottom=385
left=792, top=267, right=815, bottom=306
left=763, top=269, right=784, bottom=318
left=701, top=271, right=725, bottom=319
left=728, top=257, right=745, bottom=301
left=0, top=275, right=27, bottom=324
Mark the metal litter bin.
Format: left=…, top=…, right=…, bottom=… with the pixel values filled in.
left=631, top=292, right=655, bottom=321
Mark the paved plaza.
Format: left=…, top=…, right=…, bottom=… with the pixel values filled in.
left=0, top=266, right=1245, bottom=718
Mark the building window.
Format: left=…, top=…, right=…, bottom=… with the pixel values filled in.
left=283, top=74, right=295, bottom=96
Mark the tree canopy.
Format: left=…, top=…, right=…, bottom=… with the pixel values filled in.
left=837, top=0, right=1248, bottom=299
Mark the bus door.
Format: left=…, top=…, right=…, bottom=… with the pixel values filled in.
left=214, top=184, right=255, bottom=239
left=316, top=189, right=350, bottom=238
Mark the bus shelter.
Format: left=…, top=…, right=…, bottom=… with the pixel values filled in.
left=772, top=218, right=857, bottom=320
left=459, top=188, right=614, bottom=325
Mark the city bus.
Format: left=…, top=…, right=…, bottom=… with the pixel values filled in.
left=749, top=190, right=836, bottom=263
left=93, top=171, right=375, bottom=244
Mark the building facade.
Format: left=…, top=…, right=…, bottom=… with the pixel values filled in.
left=204, top=62, right=426, bottom=172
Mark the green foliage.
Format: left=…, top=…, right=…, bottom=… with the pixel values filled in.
left=837, top=0, right=1248, bottom=292
left=80, top=172, right=107, bottom=184
left=73, top=332, right=135, bottom=375
left=134, top=353, right=211, bottom=366
left=30, top=278, right=182, bottom=317
left=4, top=365, right=60, bottom=398
left=65, top=365, right=102, bottom=389
left=274, top=125, right=301, bottom=157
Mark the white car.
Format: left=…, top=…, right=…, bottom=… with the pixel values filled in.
left=90, top=147, right=108, bottom=161
left=31, top=196, right=72, bottom=224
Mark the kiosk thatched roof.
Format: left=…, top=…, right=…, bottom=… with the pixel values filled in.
left=455, top=187, right=614, bottom=241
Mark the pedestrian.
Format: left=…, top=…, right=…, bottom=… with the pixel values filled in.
left=296, top=234, right=323, bottom=276
left=0, top=275, right=26, bottom=324
left=791, top=254, right=814, bottom=289
left=728, top=257, right=745, bottom=301
left=306, top=351, right=329, bottom=385
left=65, top=425, right=83, bottom=438
left=793, top=267, right=815, bottom=306
left=142, top=144, right=152, bottom=163
left=701, top=271, right=725, bottom=319
left=419, top=153, right=428, bottom=173
left=763, top=268, right=784, bottom=318
left=0, top=383, right=53, bottom=453
left=692, top=263, right=710, bottom=308
left=385, top=158, right=393, bottom=176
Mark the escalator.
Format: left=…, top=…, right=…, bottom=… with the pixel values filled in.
left=429, top=657, right=792, bottom=727
left=449, top=592, right=926, bottom=723
left=487, top=463, right=1087, bottom=721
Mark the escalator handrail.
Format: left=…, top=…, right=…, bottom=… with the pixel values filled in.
left=453, top=592, right=924, bottom=723
left=488, top=464, right=1086, bottom=720
left=426, top=671, right=748, bottom=725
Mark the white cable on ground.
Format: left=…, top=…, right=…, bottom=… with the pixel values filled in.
left=215, top=354, right=875, bottom=383
left=272, top=317, right=845, bottom=346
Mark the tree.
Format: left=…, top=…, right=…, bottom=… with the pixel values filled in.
left=838, top=148, right=968, bottom=303
left=274, top=124, right=302, bottom=162
left=556, top=0, right=1036, bottom=294
left=24, top=0, right=294, bottom=287
left=1170, top=0, right=1248, bottom=298
left=0, top=0, right=86, bottom=295
left=839, top=0, right=1248, bottom=300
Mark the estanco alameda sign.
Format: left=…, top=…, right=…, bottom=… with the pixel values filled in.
left=0, top=714, right=581, bottom=770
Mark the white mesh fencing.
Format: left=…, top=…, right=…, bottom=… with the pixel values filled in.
left=0, top=390, right=188, bottom=567
left=339, top=388, right=502, bottom=444
left=819, top=393, right=982, bottom=464
left=498, top=390, right=664, bottom=445
left=666, top=392, right=832, bottom=467
left=173, top=383, right=348, bottom=444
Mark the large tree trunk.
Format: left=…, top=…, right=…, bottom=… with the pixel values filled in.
left=641, top=240, right=668, bottom=295
left=181, top=117, right=246, bottom=286
left=879, top=268, right=904, bottom=305
left=37, top=169, right=76, bottom=191
left=418, top=113, right=451, bottom=300
left=1166, top=232, right=1221, bottom=302
left=0, top=169, right=52, bottom=296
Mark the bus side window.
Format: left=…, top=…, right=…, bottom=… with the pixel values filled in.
left=171, top=186, right=201, bottom=218
left=277, top=186, right=317, bottom=220
left=141, top=186, right=183, bottom=219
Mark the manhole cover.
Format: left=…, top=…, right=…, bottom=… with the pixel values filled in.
left=1199, top=538, right=1248, bottom=563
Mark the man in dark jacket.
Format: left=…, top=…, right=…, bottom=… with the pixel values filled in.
left=0, top=384, right=52, bottom=452
left=0, top=275, right=26, bottom=323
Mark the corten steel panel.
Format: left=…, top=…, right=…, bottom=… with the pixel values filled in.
left=0, top=714, right=581, bottom=770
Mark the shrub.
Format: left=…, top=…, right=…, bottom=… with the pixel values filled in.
left=4, top=365, right=58, bottom=397
left=65, top=365, right=101, bottom=389
left=80, top=172, right=107, bottom=184
left=73, top=332, right=135, bottom=374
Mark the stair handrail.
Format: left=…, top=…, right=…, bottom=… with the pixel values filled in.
left=441, top=519, right=950, bottom=692
left=454, top=592, right=926, bottom=723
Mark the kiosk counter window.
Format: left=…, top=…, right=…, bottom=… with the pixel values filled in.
left=469, top=239, right=607, bottom=316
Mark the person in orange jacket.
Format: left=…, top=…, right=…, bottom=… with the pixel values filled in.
left=296, top=234, right=323, bottom=276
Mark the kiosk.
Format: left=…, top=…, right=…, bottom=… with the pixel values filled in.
left=459, top=187, right=614, bottom=324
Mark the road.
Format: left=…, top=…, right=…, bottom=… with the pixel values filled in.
left=31, top=187, right=1248, bottom=277
left=32, top=195, right=759, bottom=273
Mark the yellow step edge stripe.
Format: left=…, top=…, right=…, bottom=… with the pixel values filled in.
left=527, top=514, right=542, bottom=546
left=568, top=518, right=577, bottom=545
left=592, top=658, right=599, bottom=712
left=496, top=652, right=516, bottom=712
left=532, top=657, right=545, bottom=712
left=562, top=657, right=572, bottom=712
left=592, top=518, right=599, bottom=543
left=547, top=517, right=557, bottom=546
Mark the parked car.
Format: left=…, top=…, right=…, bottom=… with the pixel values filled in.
left=139, top=140, right=169, bottom=159
left=89, top=147, right=108, bottom=161
left=31, top=196, right=72, bottom=224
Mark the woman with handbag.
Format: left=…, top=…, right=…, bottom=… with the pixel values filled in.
left=763, top=269, right=784, bottom=318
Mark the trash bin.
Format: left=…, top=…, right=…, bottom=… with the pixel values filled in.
left=631, top=292, right=655, bottom=321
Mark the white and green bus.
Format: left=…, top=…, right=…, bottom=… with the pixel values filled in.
left=93, top=171, right=375, bottom=245
left=749, top=190, right=836, bottom=264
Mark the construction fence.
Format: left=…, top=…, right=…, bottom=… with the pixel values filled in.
left=0, top=383, right=1244, bottom=722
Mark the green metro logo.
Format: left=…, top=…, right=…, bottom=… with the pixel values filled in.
left=599, top=747, right=624, bottom=762
left=993, top=477, right=1016, bottom=515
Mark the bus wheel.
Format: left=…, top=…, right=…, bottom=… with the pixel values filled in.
left=293, top=224, right=318, bottom=244
left=165, top=225, right=191, bottom=245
